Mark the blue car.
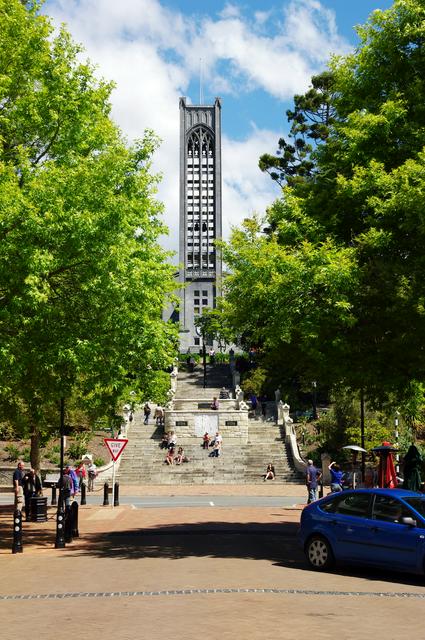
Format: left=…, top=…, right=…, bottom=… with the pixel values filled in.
left=299, top=488, right=425, bottom=574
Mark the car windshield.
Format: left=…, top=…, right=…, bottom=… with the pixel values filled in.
left=405, top=497, right=425, bottom=518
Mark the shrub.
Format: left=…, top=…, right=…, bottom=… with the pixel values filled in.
left=93, top=457, right=105, bottom=467
left=21, top=447, right=31, bottom=462
left=67, top=434, right=90, bottom=460
left=5, top=444, right=20, bottom=462
left=48, top=453, right=60, bottom=466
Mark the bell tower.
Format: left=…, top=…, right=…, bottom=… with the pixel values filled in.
left=178, top=97, right=222, bottom=351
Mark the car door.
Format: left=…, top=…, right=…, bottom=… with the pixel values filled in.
left=369, top=494, right=424, bottom=571
left=325, top=492, right=373, bottom=562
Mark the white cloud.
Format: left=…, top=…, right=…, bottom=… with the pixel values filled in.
left=222, top=128, right=281, bottom=238
left=45, top=0, right=349, bottom=258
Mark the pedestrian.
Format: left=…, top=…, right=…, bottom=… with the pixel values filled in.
left=165, top=448, right=174, bottom=465
left=202, top=432, right=210, bottom=450
left=264, top=463, right=275, bottom=481
left=306, top=459, right=322, bottom=503
left=65, top=465, right=79, bottom=496
left=75, top=462, right=87, bottom=488
left=209, top=348, right=215, bottom=365
left=167, top=431, right=177, bottom=450
left=174, top=447, right=188, bottom=465
left=13, top=461, right=25, bottom=511
left=328, top=461, right=344, bottom=492
left=143, top=402, right=151, bottom=424
left=22, top=468, right=42, bottom=521
left=154, top=405, right=164, bottom=427
left=219, top=387, right=230, bottom=399
left=87, top=461, right=97, bottom=491
left=60, top=469, right=73, bottom=507
left=210, top=440, right=221, bottom=457
left=250, top=393, right=258, bottom=412
left=210, top=396, right=219, bottom=410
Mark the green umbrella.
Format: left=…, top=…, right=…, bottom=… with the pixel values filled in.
left=402, top=445, right=422, bottom=492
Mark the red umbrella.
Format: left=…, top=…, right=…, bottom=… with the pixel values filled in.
left=371, top=442, right=398, bottom=489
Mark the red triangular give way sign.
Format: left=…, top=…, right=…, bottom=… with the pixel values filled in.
left=104, top=438, right=128, bottom=462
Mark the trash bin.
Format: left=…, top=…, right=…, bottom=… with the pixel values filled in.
left=30, top=496, right=48, bottom=522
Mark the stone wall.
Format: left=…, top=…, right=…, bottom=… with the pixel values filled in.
left=164, top=409, right=249, bottom=443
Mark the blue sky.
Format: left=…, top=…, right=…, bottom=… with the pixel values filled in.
left=45, top=0, right=394, bottom=256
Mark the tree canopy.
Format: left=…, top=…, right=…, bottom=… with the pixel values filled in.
left=221, top=0, right=425, bottom=411
left=0, top=0, right=178, bottom=468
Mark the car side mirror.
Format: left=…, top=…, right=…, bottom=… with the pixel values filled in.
left=401, top=517, right=417, bottom=527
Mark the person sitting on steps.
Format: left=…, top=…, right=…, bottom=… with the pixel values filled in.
left=210, top=397, right=219, bottom=410
left=174, top=447, right=188, bottom=465
left=264, top=463, right=275, bottom=481
left=165, top=448, right=174, bottom=465
left=167, top=431, right=177, bottom=450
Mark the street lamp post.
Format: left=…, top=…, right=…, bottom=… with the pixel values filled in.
left=312, top=381, right=318, bottom=420
left=59, top=397, right=65, bottom=503
left=394, top=410, right=400, bottom=474
left=195, top=325, right=207, bottom=389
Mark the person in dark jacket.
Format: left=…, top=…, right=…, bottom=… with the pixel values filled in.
left=22, top=468, right=42, bottom=521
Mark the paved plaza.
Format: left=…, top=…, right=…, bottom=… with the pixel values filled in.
left=1, top=485, right=424, bottom=639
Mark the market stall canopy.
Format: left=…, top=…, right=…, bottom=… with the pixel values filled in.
left=342, top=445, right=367, bottom=453
left=372, top=442, right=398, bottom=488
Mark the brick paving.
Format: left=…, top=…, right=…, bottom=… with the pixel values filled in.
left=1, top=486, right=424, bottom=639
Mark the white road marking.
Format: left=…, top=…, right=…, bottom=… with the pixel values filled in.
left=209, top=501, right=215, bottom=506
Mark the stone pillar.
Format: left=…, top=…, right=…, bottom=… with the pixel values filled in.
left=277, top=401, right=291, bottom=426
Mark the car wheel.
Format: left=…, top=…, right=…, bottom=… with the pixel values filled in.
left=305, top=535, right=335, bottom=570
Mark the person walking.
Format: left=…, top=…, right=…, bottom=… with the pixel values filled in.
left=143, top=402, right=151, bottom=424
left=154, top=405, right=164, bottom=427
left=60, top=469, right=73, bottom=507
left=87, top=461, right=97, bottom=491
left=306, top=459, right=322, bottom=503
left=12, top=461, right=25, bottom=511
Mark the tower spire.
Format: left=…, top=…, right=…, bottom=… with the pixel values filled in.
left=199, top=58, right=204, bottom=105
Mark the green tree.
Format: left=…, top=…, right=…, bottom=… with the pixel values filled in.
left=0, top=0, right=178, bottom=469
left=222, top=0, right=425, bottom=417
left=259, top=71, right=336, bottom=187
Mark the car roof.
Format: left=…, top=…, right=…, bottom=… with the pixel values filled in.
left=326, top=488, right=423, bottom=499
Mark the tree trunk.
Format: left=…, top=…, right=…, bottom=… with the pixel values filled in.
left=30, top=427, right=41, bottom=473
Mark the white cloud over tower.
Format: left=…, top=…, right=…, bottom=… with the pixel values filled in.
left=46, top=0, right=349, bottom=257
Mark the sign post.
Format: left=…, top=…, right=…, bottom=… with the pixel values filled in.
left=103, top=438, right=128, bottom=508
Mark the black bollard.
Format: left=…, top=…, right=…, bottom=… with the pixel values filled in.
left=12, top=509, right=23, bottom=554
left=51, top=484, right=57, bottom=507
left=114, top=482, right=119, bottom=507
left=80, top=482, right=86, bottom=506
left=64, top=505, right=73, bottom=543
left=70, top=501, right=79, bottom=538
left=103, top=482, right=109, bottom=506
left=55, top=500, right=66, bottom=549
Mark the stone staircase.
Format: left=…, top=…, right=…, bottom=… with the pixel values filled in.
left=117, top=414, right=302, bottom=486
left=116, top=364, right=303, bottom=485
left=174, top=363, right=232, bottom=399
